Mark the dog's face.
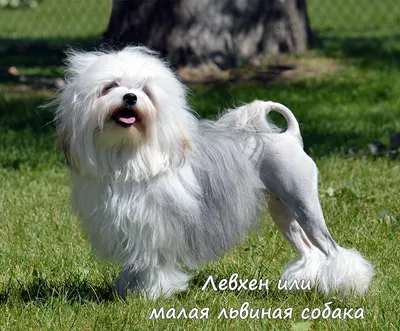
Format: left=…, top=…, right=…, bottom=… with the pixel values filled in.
left=55, top=47, right=194, bottom=180
left=96, top=70, right=155, bottom=148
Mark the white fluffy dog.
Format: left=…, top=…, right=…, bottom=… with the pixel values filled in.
left=54, top=47, right=374, bottom=299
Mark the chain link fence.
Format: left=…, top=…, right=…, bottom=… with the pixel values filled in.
left=0, top=0, right=111, bottom=41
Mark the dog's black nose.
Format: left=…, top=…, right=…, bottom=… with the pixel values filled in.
left=123, top=93, right=137, bottom=106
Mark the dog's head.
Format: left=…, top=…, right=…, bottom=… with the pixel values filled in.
left=55, top=47, right=194, bottom=180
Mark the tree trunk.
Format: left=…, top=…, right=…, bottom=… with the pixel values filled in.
left=102, top=0, right=317, bottom=69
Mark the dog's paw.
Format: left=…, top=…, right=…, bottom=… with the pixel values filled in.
left=318, top=247, right=374, bottom=295
left=113, top=266, right=191, bottom=300
left=280, top=248, right=326, bottom=290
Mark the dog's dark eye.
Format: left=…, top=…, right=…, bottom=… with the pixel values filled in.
left=143, top=86, right=152, bottom=100
left=101, top=81, right=119, bottom=96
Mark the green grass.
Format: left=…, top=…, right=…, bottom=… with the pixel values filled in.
left=308, top=0, right=400, bottom=37
left=1, top=1, right=400, bottom=330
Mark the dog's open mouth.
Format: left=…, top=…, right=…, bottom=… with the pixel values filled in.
left=110, top=107, right=140, bottom=128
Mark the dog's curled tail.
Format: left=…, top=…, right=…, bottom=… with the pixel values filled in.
left=262, top=101, right=301, bottom=138
left=218, top=100, right=302, bottom=139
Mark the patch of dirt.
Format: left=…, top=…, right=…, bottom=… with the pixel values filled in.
left=177, top=56, right=340, bottom=84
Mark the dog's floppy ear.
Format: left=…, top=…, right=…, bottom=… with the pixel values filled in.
left=57, top=127, right=79, bottom=171
left=57, top=128, right=72, bottom=167
left=181, top=125, right=193, bottom=156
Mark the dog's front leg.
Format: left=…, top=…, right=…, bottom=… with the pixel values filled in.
left=114, top=265, right=191, bottom=300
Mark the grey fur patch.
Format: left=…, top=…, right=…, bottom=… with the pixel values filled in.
left=165, top=122, right=266, bottom=266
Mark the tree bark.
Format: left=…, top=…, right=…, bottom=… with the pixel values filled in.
left=102, top=0, right=317, bottom=69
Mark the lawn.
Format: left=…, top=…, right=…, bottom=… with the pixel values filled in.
left=0, top=1, right=399, bottom=330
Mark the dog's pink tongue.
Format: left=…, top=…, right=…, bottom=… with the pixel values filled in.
left=119, top=117, right=136, bottom=124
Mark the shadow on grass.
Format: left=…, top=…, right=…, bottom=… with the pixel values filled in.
left=315, top=34, right=400, bottom=67
left=0, top=93, right=64, bottom=170
left=0, top=38, right=99, bottom=90
left=0, top=94, right=55, bottom=132
left=0, top=276, right=115, bottom=305
left=0, top=37, right=101, bottom=87
left=0, top=37, right=100, bottom=68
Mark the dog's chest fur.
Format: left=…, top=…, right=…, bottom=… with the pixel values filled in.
left=71, top=170, right=198, bottom=270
